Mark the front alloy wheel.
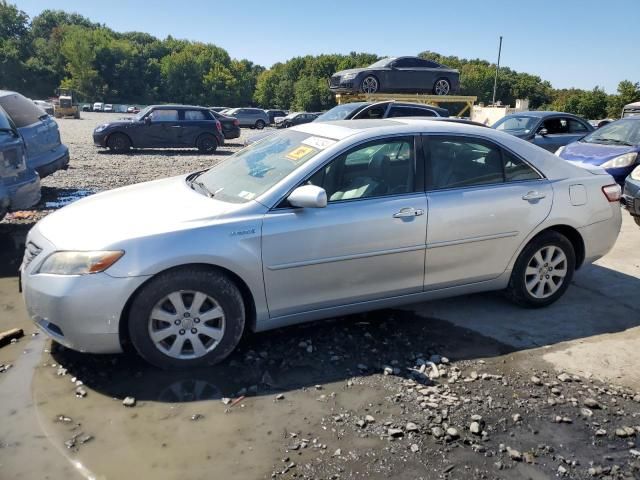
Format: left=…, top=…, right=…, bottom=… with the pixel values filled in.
left=149, top=291, right=225, bottom=360
left=361, top=76, right=379, bottom=94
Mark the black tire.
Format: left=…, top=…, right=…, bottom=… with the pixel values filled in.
left=506, top=230, right=576, bottom=308
left=128, top=267, right=245, bottom=369
left=360, top=75, right=379, bottom=94
left=634, top=216, right=640, bottom=227
left=433, top=78, right=451, bottom=96
left=255, top=120, right=265, bottom=130
left=196, top=134, right=218, bottom=153
left=107, top=132, right=131, bottom=153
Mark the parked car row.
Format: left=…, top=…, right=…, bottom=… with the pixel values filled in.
left=0, top=90, right=69, bottom=220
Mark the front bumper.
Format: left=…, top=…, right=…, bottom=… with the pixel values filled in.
left=93, top=131, right=108, bottom=147
left=622, top=177, right=640, bottom=217
left=20, top=229, right=150, bottom=353
left=34, top=145, right=70, bottom=179
left=6, top=169, right=41, bottom=210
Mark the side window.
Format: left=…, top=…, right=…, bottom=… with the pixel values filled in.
left=568, top=119, right=588, bottom=133
left=504, top=150, right=542, bottom=181
left=151, top=109, right=179, bottom=122
left=543, top=118, right=569, bottom=134
left=184, top=110, right=207, bottom=121
left=309, top=137, right=416, bottom=202
left=388, top=106, right=435, bottom=118
left=426, top=137, right=503, bottom=189
left=354, top=105, right=386, bottom=119
left=409, top=107, right=436, bottom=117
left=421, top=60, right=440, bottom=68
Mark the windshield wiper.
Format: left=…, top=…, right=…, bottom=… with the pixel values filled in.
left=588, top=137, right=633, bottom=146
left=190, top=179, right=214, bottom=198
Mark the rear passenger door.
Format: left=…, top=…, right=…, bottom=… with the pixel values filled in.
left=423, top=135, right=552, bottom=290
left=180, top=109, right=211, bottom=146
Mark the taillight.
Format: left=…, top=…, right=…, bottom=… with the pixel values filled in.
left=233, top=119, right=239, bottom=126
left=215, top=120, right=222, bottom=132
left=602, top=184, right=621, bottom=202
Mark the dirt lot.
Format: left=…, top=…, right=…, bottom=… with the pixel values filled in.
left=1, top=113, right=639, bottom=480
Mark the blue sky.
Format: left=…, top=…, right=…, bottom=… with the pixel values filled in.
left=15, top=0, right=639, bottom=93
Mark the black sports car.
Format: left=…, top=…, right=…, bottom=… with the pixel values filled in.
left=330, top=56, right=460, bottom=96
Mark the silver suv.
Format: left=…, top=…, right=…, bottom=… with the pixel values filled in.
left=225, top=108, right=269, bottom=129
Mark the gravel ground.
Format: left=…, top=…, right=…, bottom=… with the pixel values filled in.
left=0, top=113, right=639, bottom=479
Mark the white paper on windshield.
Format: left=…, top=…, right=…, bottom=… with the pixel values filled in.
left=238, top=191, right=256, bottom=200
left=302, top=136, right=337, bottom=150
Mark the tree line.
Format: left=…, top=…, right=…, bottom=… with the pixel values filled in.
left=1, top=2, right=638, bottom=118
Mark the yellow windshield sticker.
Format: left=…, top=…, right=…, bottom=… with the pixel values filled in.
left=286, top=145, right=316, bottom=162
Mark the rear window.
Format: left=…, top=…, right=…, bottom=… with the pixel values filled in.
left=0, top=93, right=46, bottom=128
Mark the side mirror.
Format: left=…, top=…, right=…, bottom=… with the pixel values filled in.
left=287, top=185, right=327, bottom=209
left=537, top=127, right=548, bottom=136
left=144, top=115, right=152, bottom=125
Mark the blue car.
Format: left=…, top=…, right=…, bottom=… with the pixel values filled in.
left=557, top=117, right=640, bottom=184
left=0, top=90, right=69, bottom=178
left=492, top=111, right=593, bottom=153
left=0, top=105, right=41, bottom=221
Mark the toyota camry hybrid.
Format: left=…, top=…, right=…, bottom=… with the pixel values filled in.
left=21, top=119, right=621, bottom=368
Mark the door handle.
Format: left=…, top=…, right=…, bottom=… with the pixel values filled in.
left=522, top=191, right=546, bottom=201
left=393, top=207, right=424, bottom=218
left=170, top=125, right=182, bottom=128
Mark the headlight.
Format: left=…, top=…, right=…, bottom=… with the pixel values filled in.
left=600, top=152, right=638, bottom=169
left=631, top=165, right=640, bottom=181
left=94, top=124, right=109, bottom=133
left=555, top=146, right=565, bottom=156
left=341, top=73, right=357, bottom=81
left=38, top=251, right=124, bottom=275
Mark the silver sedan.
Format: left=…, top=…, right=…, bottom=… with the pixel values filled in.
left=21, top=119, right=622, bottom=368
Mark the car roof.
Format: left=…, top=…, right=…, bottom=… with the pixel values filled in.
left=506, top=111, right=584, bottom=119
left=150, top=105, right=209, bottom=110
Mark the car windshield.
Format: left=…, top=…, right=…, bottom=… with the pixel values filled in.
left=196, top=129, right=337, bottom=203
left=581, top=119, right=640, bottom=146
left=315, top=103, right=367, bottom=122
left=493, top=115, right=538, bottom=133
left=133, top=106, right=153, bottom=121
left=368, top=57, right=394, bottom=68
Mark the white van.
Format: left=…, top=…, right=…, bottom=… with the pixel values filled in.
left=93, top=102, right=104, bottom=112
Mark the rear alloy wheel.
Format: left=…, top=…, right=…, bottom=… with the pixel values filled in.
left=128, top=268, right=245, bottom=369
left=361, top=76, right=379, bottom=94
left=196, top=134, right=218, bottom=153
left=255, top=120, right=266, bottom=130
left=433, top=78, right=451, bottom=96
left=107, top=133, right=131, bottom=153
left=506, top=231, right=575, bottom=308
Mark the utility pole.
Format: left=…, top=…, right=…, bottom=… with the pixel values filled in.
left=492, top=36, right=503, bottom=106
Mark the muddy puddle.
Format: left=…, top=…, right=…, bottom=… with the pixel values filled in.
left=0, top=302, right=514, bottom=480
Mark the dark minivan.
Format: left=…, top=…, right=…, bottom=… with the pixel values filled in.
left=0, top=105, right=40, bottom=221
left=93, top=105, right=225, bottom=153
left=0, top=90, right=69, bottom=178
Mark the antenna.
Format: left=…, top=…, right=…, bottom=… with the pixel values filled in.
left=492, top=36, right=503, bottom=106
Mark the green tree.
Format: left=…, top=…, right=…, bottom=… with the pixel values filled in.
left=607, top=80, right=640, bottom=118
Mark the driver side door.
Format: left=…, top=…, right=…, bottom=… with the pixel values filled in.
left=261, top=135, right=427, bottom=318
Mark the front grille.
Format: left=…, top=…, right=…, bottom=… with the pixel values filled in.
left=22, top=241, right=42, bottom=268
left=330, top=76, right=341, bottom=87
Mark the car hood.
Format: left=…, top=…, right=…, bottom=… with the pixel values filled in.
left=333, top=68, right=369, bottom=77
left=36, top=175, right=244, bottom=250
left=559, top=141, right=638, bottom=165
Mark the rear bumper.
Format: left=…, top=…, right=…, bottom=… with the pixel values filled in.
left=33, top=145, right=70, bottom=179
left=223, top=127, right=241, bottom=140
left=579, top=206, right=622, bottom=265
left=6, top=169, right=41, bottom=210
